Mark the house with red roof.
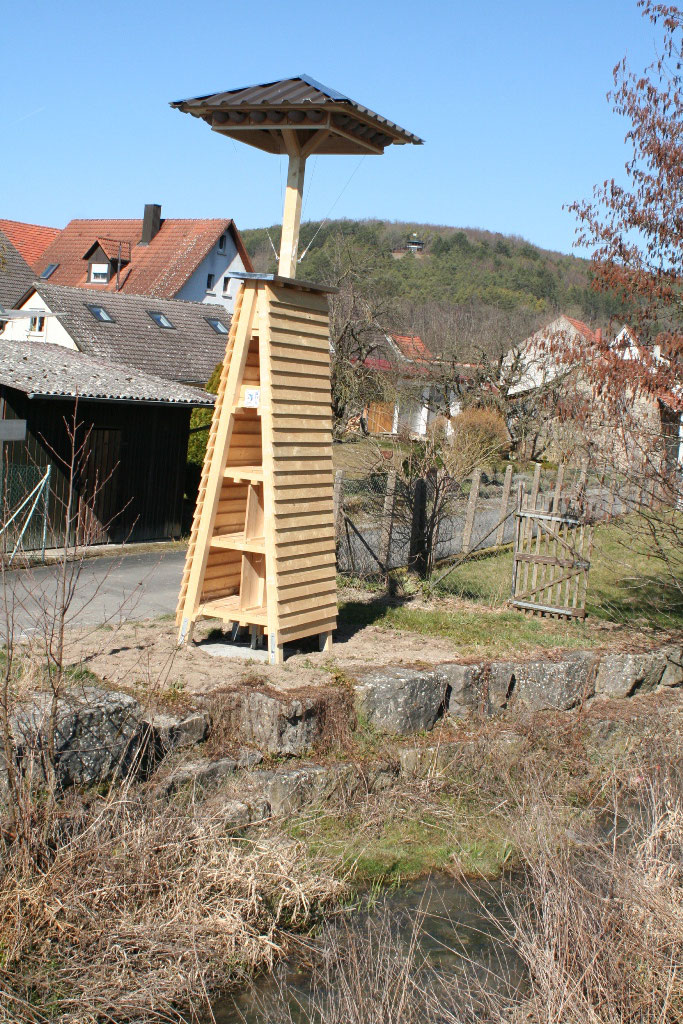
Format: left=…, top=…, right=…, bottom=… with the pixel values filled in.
left=0, top=219, right=60, bottom=267
left=363, top=332, right=462, bottom=437
left=1, top=204, right=253, bottom=313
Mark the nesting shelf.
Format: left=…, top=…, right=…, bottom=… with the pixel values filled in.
left=176, top=274, right=338, bottom=663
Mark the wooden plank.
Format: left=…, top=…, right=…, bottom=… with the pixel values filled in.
left=274, top=538, right=336, bottom=559
left=462, top=468, right=482, bottom=553
left=177, top=285, right=256, bottom=641
left=496, top=465, right=513, bottom=546
left=278, top=604, right=338, bottom=629
left=277, top=618, right=338, bottom=644
left=277, top=153, right=306, bottom=278
left=276, top=555, right=336, bottom=575
left=276, top=579, right=338, bottom=601
left=271, top=458, right=333, bottom=473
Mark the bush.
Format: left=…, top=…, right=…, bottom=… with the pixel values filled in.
left=451, top=407, right=510, bottom=460
left=185, top=363, right=222, bottom=500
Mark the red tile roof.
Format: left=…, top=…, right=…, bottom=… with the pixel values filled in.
left=0, top=219, right=60, bottom=268
left=33, top=218, right=252, bottom=297
left=389, top=333, right=434, bottom=362
left=564, top=316, right=596, bottom=343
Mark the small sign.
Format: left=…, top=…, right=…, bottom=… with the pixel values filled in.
left=0, top=419, right=26, bottom=442
left=244, top=388, right=260, bottom=408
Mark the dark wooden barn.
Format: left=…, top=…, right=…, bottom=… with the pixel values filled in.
left=0, top=341, right=213, bottom=550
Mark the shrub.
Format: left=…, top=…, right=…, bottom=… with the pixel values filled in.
left=450, top=407, right=510, bottom=460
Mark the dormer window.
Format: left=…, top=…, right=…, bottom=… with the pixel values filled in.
left=28, top=312, right=45, bottom=333
left=90, top=262, right=110, bottom=283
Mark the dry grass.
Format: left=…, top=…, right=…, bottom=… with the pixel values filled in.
left=249, top=752, right=683, bottom=1024
left=0, top=785, right=343, bottom=1023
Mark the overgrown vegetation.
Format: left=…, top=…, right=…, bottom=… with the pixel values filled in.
left=242, top=219, right=618, bottom=333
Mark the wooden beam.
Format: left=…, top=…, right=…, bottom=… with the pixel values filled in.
left=278, top=150, right=306, bottom=279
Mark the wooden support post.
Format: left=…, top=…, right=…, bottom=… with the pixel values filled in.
left=319, top=631, right=333, bottom=652
left=333, top=469, right=344, bottom=538
left=552, top=463, right=565, bottom=514
left=530, top=462, right=541, bottom=509
left=278, top=146, right=306, bottom=278
left=462, top=467, right=482, bottom=554
left=409, top=477, right=428, bottom=577
left=380, top=469, right=397, bottom=571
left=496, top=465, right=513, bottom=546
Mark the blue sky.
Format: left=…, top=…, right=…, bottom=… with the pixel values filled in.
left=2, top=0, right=657, bottom=254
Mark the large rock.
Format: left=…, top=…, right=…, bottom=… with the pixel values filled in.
left=594, top=650, right=668, bottom=698
left=11, top=686, right=144, bottom=789
left=353, top=667, right=447, bottom=734
left=245, top=764, right=362, bottom=815
left=486, top=652, right=598, bottom=712
left=659, top=646, right=683, bottom=688
left=142, top=710, right=210, bottom=753
left=216, top=688, right=325, bottom=755
left=436, top=663, right=485, bottom=716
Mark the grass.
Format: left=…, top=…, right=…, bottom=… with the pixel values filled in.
left=435, top=516, right=683, bottom=630
left=338, top=598, right=617, bottom=658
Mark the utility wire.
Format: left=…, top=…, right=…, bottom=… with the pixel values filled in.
left=296, top=153, right=366, bottom=264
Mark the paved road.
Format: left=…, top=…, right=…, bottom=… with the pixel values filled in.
left=2, top=549, right=187, bottom=637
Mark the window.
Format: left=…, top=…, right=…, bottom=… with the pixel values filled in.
left=205, top=317, right=229, bottom=335
left=223, top=276, right=230, bottom=294
left=218, top=234, right=226, bottom=252
left=86, top=304, right=114, bottom=323
left=40, top=263, right=58, bottom=280
left=89, top=262, right=110, bottom=283
left=206, top=273, right=214, bottom=292
left=28, top=313, right=45, bottom=333
left=148, top=311, right=175, bottom=329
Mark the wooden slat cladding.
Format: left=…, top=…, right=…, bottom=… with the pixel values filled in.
left=261, top=282, right=337, bottom=649
left=176, top=278, right=337, bottom=661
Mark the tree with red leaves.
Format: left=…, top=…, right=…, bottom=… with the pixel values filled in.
left=569, top=1, right=682, bottom=417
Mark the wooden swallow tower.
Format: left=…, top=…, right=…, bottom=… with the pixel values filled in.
left=172, top=75, right=422, bottom=663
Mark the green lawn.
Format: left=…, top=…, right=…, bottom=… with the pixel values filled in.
left=337, top=517, right=682, bottom=658
left=437, top=516, right=683, bottom=630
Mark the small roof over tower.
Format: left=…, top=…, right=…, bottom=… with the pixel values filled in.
left=170, top=73, right=423, bottom=156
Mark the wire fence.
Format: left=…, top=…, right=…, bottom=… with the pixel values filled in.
left=335, top=460, right=632, bottom=578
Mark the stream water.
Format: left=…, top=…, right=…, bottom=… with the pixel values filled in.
left=212, top=872, right=525, bottom=1023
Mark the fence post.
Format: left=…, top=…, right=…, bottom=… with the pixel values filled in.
left=496, top=464, right=513, bottom=546
left=552, top=462, right=565, bottom=514
left=333, top=469, right=343, bottom=538
left=379, top=469, right=397, bottom=572
left=530, top=461, right=541, bottom=510
left=409, top=476, right=428, bottom=577
left=462, top=467, right=482, bottom=554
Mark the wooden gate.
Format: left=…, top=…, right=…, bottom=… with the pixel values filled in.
left=510, top=491, right=593, bottom=619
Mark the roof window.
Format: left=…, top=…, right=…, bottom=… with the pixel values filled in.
left=86, top=304, right=114, bottom=323
left=148, top=311, right=175, bottom=329
left=89, top=262, right=110, bottom=283
left=40, top=263, right=58, bottom=280
left=206, top=317, right=229, bottom=335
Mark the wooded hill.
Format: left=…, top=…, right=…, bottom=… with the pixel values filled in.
left=241, top=219, right=619, bottom=340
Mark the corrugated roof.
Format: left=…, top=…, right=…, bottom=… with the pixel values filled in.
left=0, top=231, right=35, bottom=310
left=30, top=283, right=231, bottom=386
left=0, top=219, right=60, bottom=268
left=34, top=217, right=252, bottom=296
left=0, top=339, right=214, bottom=406
left=171, top=74, right=423, bottom=155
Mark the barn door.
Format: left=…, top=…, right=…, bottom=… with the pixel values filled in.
left=77, top=428, right=121, bottom=545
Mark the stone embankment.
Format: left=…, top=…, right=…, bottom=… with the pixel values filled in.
left=4, top=642, right=681, bottom=820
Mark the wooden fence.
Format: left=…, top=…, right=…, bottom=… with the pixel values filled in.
left=334, top=460, right=624, bottom=577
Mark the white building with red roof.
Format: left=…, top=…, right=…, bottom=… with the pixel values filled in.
left=0, top=204, right=252, bottom=313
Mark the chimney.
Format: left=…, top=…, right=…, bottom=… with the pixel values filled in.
left=141, top=203, right=161, bottom=245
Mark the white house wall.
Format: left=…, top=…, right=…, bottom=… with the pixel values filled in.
left=1, top=293, right=77, bottom=350
left=174, top=235, right=246, bottom=312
